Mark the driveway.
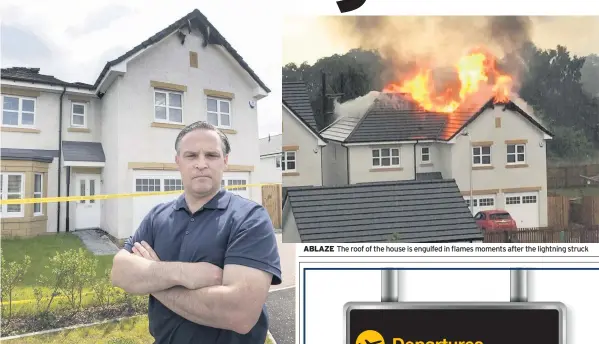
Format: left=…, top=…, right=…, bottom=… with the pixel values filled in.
left=267, top=233, right=295, bottom=344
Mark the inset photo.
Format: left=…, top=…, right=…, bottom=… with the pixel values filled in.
left=281, top=15, right=599, bottom=244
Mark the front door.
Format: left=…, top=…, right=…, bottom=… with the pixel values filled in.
left=74, top=174, right=101, bottom=229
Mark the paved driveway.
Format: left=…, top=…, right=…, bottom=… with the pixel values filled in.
left=267, top=233, right=295, bottom=344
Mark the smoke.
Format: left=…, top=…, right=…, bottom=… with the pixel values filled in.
left=321, top=16, right=533, bottom=84
left=333, top=91, right=381, bottom=119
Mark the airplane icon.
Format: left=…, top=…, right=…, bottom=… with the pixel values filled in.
left=356, top=330, right=385, bottom=344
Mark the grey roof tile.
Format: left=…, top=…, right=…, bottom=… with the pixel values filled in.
left=282, top=81, right=320, bottom=134
left=320, top=116, right=362, bottom=142
left=416, top=172, right=443, bottom=180
left=1, top=148, right=59, bottom=163
left=285, top=179, right=483, bottom=243
left=62, top=141, right=105, bottom=162
left=1, top=67, right=94, bottom=89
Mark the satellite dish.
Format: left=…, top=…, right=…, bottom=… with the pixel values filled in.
left=249, top=100, right=256, bottom=108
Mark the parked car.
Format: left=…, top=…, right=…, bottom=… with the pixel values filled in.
left=474, top=210, right=518, bottom=231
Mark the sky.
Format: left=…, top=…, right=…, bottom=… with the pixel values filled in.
left=0, top=0, right=282, bottom=138
left=282, top=16, right=599, bottom=65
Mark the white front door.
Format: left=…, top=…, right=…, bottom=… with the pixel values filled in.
left=74, top=174, right=102, bottom=229
left=504, top=192, right=540, bottom=228
left=464, top=194, right=496, bottom=215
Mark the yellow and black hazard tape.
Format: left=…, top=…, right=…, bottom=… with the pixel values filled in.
left=0, top=182, right=282, bottom=205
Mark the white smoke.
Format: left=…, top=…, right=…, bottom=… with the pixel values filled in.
left=332, top=91, right=381, bottom=120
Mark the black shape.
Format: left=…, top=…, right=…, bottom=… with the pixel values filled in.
left=337, top=0, right=367, bottom=13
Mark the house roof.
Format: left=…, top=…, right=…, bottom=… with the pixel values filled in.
left=284, top=179, right=483, bottom=243
left=260, top=134, right=282, bottom=157
left=62, top=141, right=106, bottom=162
left=1, top=67, right=94, bottom=89
left=1, top=148, right=59, bottom=163
left=93, top=9, right=269, bottom=93
left=321, top=93, right=553, bottom=143
left=282, top=81, right=324, bottom=140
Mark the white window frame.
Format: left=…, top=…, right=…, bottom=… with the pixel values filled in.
left=281, top=151, right=297, bottom=172
left=472, top=145, right=492, bottom=166
left=33, top=173, right=43, bottom=216
left=1, top=95, right=36, bottom=128
left=206, top=96, right=232, bottom=129
left=275, top=154, right=282, bottom=169
left=506, top=143, right=526, bottom=165
left=420, top=146, right=430, bottom=163
left=0, top=172, right=25, bottom=218
left=371, top=147, right=400, bottom=168
left=153, top=89, right=184, bottom=124
left=163, top=178, right=183, bottom=191
left=70, top=102, right=87, bottom=128
left=134, top=178, right=162, bottom=193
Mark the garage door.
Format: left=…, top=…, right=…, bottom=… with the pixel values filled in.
left=221, top=172, right=250, bottom=200
left=464, top=195, right=496, bottom=215
left=504, top=192, right=539, bottom=229
left=132, top=171, right=183, bottom=232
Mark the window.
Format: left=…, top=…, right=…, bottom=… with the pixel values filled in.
left=275, top=155, right=281, bottom=168
left=34, top=173, right=43, bottom=215
left=164, top=178, right=183, bottom=191
left=472, top=146, right=491, bottom=165
left=135, top=178, right=161, bottom=192
left=227, top=179, right=247, bottom=191
left=206, top=97, right=231, bottom=128
left=421, top=147, right=430, bottom=162
left=465, top=199, right=478, bottom=207
left=479, top=198, right=494, bottom=207
left=2, top=95, right=35, bottom=127
left=506, top=196, right=521, bottom=205
left=507, top=144, right=525, bottom=164
left=372, top=148, right=400, bottom=168
left=0, top=173, right=25, bottom=217
left=282, top=151, right=296, bottom=171
left=71, top=102, right=86, bottom=127
left=154, top=90, right=183, bottom=123
left=523, top=195, right=537, bottom=204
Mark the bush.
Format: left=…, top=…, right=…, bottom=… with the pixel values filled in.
left=1, top=251, right=31, bottom=322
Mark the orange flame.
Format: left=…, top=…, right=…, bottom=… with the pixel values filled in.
left=383, top=50, right=513, bottom=113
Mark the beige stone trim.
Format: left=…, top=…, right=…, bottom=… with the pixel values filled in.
left=283, top=172, right=299, bottom=176
left=226, top=165, right=254, bottom=172
left=473, top=166, right=494, bottom=170
left=471, top=141, right=493, bottom=146
left=189, top=51, right=199, bottom=68
left=1, top=127, right=41, bottom=134
left=495, top=117, right=501, bottom=128
left=419, top=163, right=434, bottom=167
left=505, top=139, right=528, bottom=144
left=283, top=145, right=299, bottom=151
left=151, top=122, right=185, bottom=129
left=505, top=164, right=529, bottom=169
left=72, top=167, right=102, bottom=174
left=1, top=86, right=40, bottom=98
left=128, top=162, right=170, bottom=170
left=68, top=127, right=91, bottom=133
left=502, top=186, right=542, bottom=193
left=461, top=189, right=500, bottom=196
left=204, top=89, right=234, bottom=99
left=220, top=129, right=237, bottom=135
left=150, top=81, right=187, bottom=92
left=128, top=162, right=254, bottom=173
left=369, top=167, right=404, bottom=172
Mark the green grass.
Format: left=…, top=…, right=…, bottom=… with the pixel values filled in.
left=1, top=233, right=115, bottom=314
left=2, top=315, right=274, bottom=344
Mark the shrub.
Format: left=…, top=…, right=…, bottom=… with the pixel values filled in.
left=1, top=252, right=31, bottom=322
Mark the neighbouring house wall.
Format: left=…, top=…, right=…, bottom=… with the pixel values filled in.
left=450, top=105, right=549, bottom=227
left=259, top=155, right=282, bottom=185
left=281, top=106, right=323, bottom=187
left=348, top=143, right=415, bottom=184
left=437, top=144, right=454, bottom=179
left=322, top=141, right=348, bottom=186
left=282, top=205, right=302, bottom=243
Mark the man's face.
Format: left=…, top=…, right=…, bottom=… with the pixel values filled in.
left=175, top=129, right=228, bottom=197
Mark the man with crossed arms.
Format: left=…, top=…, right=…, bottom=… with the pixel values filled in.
left=111, top=121, right=282, bottom=343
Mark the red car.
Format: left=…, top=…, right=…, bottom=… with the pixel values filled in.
left=474, top=210, right=517, bottom=231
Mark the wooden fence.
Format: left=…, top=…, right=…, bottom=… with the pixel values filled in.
left=262, top=184, right=282, bottom=229
left=547, top=163, right=599, bottom=189
left=485, top=226, right=599, bottom=243
left=547, top=195, right=599, bottom=228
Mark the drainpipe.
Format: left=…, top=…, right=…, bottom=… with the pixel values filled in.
left=65, top=166, right=71, bottom=232
left=346, top=145, right=350, bottom=185
left=413, top=140, right=419, bottom=180
left=57, top=86, right=66, bottom=233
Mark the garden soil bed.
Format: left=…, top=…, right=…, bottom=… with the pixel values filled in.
left=1, top=304, right=146, bottom=337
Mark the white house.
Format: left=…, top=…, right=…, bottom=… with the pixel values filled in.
left=1, top=9, right=270, bottom=239
left=259, top=134, right=282, bottom=185
left=319, top=92, right=554, bottom=229
left=281, top=81, right=327, bottom=187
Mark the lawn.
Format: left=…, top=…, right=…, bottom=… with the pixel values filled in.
left=1, top=315, right=275, bottom=344
left=1, top=233, right=115, bottom=313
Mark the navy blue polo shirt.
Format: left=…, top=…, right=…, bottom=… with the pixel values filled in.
left=123, top=189, right=282, bottom=344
